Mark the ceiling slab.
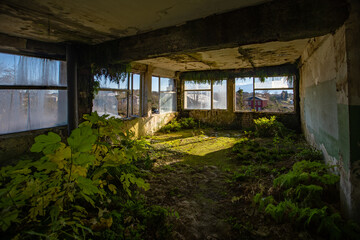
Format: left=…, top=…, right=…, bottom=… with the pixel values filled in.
left=84, top=0, right=348, bottom=66
left=0, top=0, right=269, bottom=44
left=135, top=39, right=309, bottom=71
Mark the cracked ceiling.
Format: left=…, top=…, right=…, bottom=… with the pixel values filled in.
left=0, top=0, right=340, bottom=72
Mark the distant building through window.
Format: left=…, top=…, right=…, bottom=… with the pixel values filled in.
left=235, top=76, right=294, bottom=112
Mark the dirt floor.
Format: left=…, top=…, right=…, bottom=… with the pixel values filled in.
left=143, top=129, right=316, bottom=240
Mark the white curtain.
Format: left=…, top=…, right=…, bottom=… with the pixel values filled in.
left=0, top=53, right=67, bottom=134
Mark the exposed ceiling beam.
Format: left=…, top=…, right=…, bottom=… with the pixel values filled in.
left=0, top=33, right=66, bottom=60
left=179, top=63, right=298, bottom=80
left=80, top=0, right=348, bottom=66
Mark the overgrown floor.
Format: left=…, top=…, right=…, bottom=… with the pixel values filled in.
left=144, top=129, right=312, bottom=240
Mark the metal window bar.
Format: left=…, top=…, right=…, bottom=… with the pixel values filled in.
left=130, top=73, right=134, bottom=116
left=210, top=80, right=214, bottom=110
left=126, top=73, right=130, bottom=118
left=0, top=85, right=67, bottom=90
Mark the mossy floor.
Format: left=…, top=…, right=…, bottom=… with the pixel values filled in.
left=144, top=129, right=312, bottom=240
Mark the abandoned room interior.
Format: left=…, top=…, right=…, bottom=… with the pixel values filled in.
left=0, top=0, right=359, bottom=239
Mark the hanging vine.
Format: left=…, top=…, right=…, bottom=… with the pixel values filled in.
left=91, top=63, right=132, bottom=94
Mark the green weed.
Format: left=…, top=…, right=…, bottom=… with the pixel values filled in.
left=253, top=116, right=285, bottom=137
left=160, top=118, right=197, bottom=133
left=232, top=164, right=271, bottom=181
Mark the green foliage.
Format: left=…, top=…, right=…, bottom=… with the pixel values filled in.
left=0, top=112, right=153, bottom=239
left=160, top=118, right=197, bottom=133
left=265, top=200, right=328, bottom=225
left=232, top=164, right=271, bottom=181
left=252, top=192, right=274, bottom=211
left=253, top=116, right=285, bottom=137
left=179, top=117, right=196, bottom=129
left=295, top=148, right=323, bottom=161
left=161, top=120, right=181, bottom=133
left=273, top=160, right=339, bottom=189
left=99, top=197, right=175, bottom=240
left=232, top=137, right=250, bottom=151
left=232, top=137, right=287, bottom=163
left=252, top=157, right=360, bottom=239
left=92, top=63, right=131, bottom=95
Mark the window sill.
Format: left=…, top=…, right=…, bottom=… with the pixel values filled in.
left=0, top=125, right=67, bottom=138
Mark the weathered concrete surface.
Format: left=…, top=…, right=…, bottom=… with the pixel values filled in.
left=300, top=0, right=360, bottom=221
left=83, top=0, right=348, bottom=65
left=122, top=113, right=177, bottom=138
left=179, top=63, right=298, bottom=80
left=0, top=0, right=269, bottom=44
left=345, top=0, right=360, bottom=222
left=300, top=27, right=349, bottom=213
left=0, top=126, right=67, bottom=166
left=0, top=33, right=65, bottom=60
left=136, top=39, right=310, bottom=71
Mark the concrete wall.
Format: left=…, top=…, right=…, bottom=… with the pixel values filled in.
left=0, top=126, right=67, bottom=166
left=300, top=29, right=346, bottom=168
left=122, top=112, right=177, bottom=138
left=0, top=112, right=176, bottom=165
left=300, top=0, right=360, bottom=221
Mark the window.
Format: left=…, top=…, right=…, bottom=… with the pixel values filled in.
left=0, top=52, right=67, bottom=135
left=184, top=80, right=227, bottom=110
left=130, top=73, right=140, bottom=116
left=151, top=76, right=176, bottom=114
left=93, top=73, right=142, bottom=118
left=235, top=76, right=294, bottom=112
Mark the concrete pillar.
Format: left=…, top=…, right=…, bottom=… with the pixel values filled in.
left=66, top=44, right=78, bottom=133
left=342, top=0, right=360, bottom=222
left=77, top=64, right=93, bottom=121
left=143, top=66, right=153, bottom=117
left=178, top=79, right=184, bottom=113
left=227, top=78, right=235, bottom=112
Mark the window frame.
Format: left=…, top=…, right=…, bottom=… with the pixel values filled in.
left=234, top=75, right=295, bottom=113
left=183, top=80, right=227, bottom=110
left=152, top=76, right=177, bottom=114
left=94, top=72, right=142, bottom=118
left=0, top=52, right=68, bottom=135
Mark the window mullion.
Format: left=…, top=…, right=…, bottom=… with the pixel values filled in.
left=253, top=77, right=255, bottom=111
left=211, top=80, right=214, bottom=110
left=158, top=77, right=161, bottom=114
left=127, top=73, right=130, bottom=118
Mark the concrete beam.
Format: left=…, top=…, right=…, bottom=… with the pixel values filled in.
left=0, top=33, right=66, bottom=60
left=81, top=0, right=349, bottom=65
left=179, top=63, right=298, bottom=80
left=67, top=44, right=79, bottom=133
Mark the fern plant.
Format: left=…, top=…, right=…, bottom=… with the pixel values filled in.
left=253, top=158, right=360, bottom=239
